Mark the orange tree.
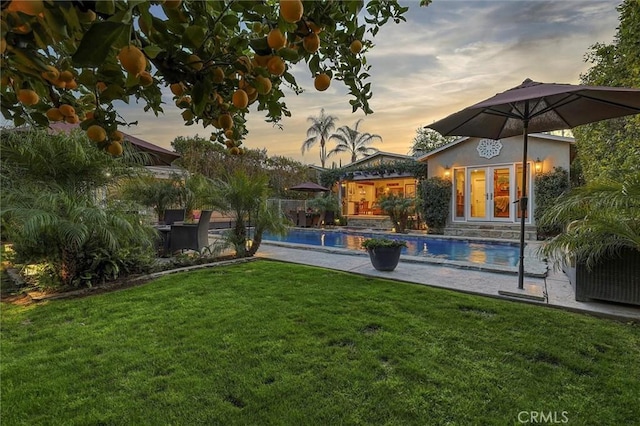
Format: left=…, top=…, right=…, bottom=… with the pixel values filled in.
left=1, top=0, right=429, bottom=155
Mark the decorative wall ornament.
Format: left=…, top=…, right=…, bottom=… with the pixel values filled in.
left=477, top=139, right=502, bottom=159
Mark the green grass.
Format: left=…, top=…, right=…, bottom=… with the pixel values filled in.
left=2, top=260, right=639, bottom=425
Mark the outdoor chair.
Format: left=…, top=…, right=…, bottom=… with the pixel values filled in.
left=323, top=210, right=335, bottom=225
left=162, top=209, right=186, bottom=225
left=297, top=210, right=308, bottom=227
left=169, top=210, right=212, bottom=253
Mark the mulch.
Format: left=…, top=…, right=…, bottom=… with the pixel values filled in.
left=1, top=255, right=256, bottom=306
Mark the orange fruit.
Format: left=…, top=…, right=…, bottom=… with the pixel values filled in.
left=232, top=89, right=249, bottom=109
left=247, top=89, right=259, bottom=104
left=96, top=81, right=107, bottom=93
left=244, top=84, right=257, bottom=96
left=224, top=129, right=234, bottom=139
left=138, top=71, right=153, bottom=86
left=187, top=54, right=202, bottom=71
left=107, top=141, right=123, bottom=156
left=175, top=95, right=191, bottom=108
left=211, top=67, right=225, bottom=83
left=350, top=40, right=363, bottom=54
left=65, top=114, right=80, bottom=124
left=110, top=130, right=124, bottom=142
left=86, top=124, right=107, bottom=142
left=170, top=82, right=185, bottom=96
left=279, top=0, right=303, bottom=24
left=303, top=33, right=320, bottom=53
left=65, top=80, right=78, bottom=90
left=253, top=54, right=272, bottom=67
left=314, top=73, right=330, bottom=91
left=117, top=45, right=146, bottom=76
left=45, top=108, right=64, bottom=122
left=255, top=76, right=272, bottom=95
left=267, top=28, right=287, bottom=50
left=225, top=139, right=235, bottom=148
left=85, top=110, right=95, bottom=120
left=218, top=113, right=233, bottom=130
left=229, top=146, right=240, bottom=155
left=17, top=89, right=39, bottom=106
left=7, top=0, right=44, bottom=16
left=267, top=56, right=285, bottom=76
left=41, top=66, right=59, bottom=82
left=59, top=70, right=74, bottom=83
left=58, top=104, right=75, bottom=117
left=236, top=55, right=252, bottom=73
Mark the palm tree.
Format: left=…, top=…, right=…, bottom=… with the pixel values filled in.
left=208, top=170, right=288, bottom=258
left=328, top=119, right=382, bottom=163
left=538, top=173, right=640, bottom=269
left=1, top=129, right=156, bottom=288
left=301, top=108, right=338, bottom=168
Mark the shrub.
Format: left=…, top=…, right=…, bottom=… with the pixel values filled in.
left=376, top=193, right=415, bottom=233
left=361, top=238, right=407, bottom=249
left=1, top=129, right=157, bottom=289
left=419, top=177, right=452, bottom=233
left=534, top=167, right=570, bottom=239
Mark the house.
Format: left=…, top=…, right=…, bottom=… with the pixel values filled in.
left=337, top=151, right=424, bottom=229
left=417, top=133, right=574, bottom=239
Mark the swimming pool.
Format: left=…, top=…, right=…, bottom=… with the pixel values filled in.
left=261, top=229, right=520, bottom=267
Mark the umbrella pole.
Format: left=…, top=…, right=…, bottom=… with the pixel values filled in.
left=518, top=118, right=529, bottom=289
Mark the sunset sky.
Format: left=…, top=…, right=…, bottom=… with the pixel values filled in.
left=116, top=0, right=621, bottom=166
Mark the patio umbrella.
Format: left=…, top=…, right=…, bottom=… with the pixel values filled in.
left=288, top=181, right=330, bottom=192
left=427, top=78, right=640, bottom=290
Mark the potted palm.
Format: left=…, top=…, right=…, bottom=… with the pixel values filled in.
left=362, top=237, right=407, bottom=271
left=538, top=174, right=640, bottom=305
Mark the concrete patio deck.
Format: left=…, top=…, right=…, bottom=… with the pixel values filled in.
left=255, top=242, right=640, bottom=322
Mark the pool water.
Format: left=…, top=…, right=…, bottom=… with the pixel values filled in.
left=262, top=229, right=520, bottom=267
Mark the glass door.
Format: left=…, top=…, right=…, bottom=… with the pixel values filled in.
left=469, top=168, right=486, bottom=219
left=491, top=167, right=512, bottom=221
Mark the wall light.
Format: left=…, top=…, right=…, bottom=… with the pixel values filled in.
left=444, top=165, right=451, bottom=179
left=535, top=158, right=543, bottom=173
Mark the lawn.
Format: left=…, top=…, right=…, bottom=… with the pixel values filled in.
left=2, top=260, right=639, bottom=425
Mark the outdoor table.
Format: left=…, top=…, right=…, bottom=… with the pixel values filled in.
left=154, top=225, right=171, bottom=257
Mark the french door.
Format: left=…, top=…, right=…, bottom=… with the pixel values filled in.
left=468, top=166, right=513, bottom=221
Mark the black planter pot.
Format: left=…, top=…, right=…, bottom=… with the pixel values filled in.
left=565, top=248, right=640, bottom=306
left=366, top=246, right=402, bottom=271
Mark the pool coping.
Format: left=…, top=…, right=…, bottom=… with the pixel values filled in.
left=260, top=239, right=548, bottom=278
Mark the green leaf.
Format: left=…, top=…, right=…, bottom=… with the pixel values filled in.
left=221, top=14, right=240, bottom=27
left=72, top=22, right=130, bottom=67
left=309, top=55, right=320, bottom=74
left=143, top=45, right=163, bottom=59
left=278, top=48, right=299, bottom=62
left=96, top=0, right=116, bottom=15
left=182, top=25, right=206, bottom=49
left=191, top=81, right=206, bottom=116
left=31, top=112, right=49, bottom=127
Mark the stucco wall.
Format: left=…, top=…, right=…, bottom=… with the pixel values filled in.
left=425, top=135, right=571, bottom=179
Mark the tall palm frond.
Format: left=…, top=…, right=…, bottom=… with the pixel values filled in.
left=208, top=170, right=287, bottom=257
left=328, top=119, right=382, bottom=163
left=538, top=173, right=640, bottom=269
left=301, top=108, right=338, bottom=168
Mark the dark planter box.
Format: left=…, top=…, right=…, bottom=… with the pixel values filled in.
left=367, top=246, right=402, bottom=272
left=566, top=248, right=640, bottom=306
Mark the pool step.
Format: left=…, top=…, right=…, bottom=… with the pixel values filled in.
left=444, top=223, right=537, bottom=240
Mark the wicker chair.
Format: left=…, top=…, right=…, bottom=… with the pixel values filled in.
left=169, top=210, right=212, bottom=253
left=162, top=209, right=185, bottom=225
